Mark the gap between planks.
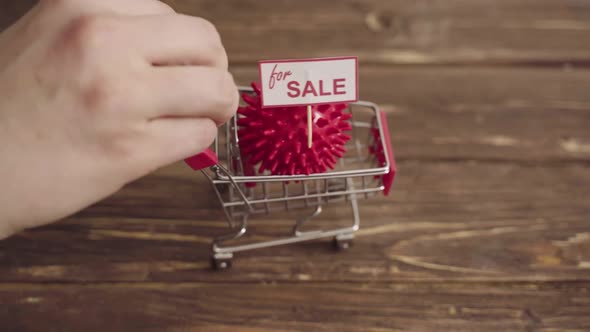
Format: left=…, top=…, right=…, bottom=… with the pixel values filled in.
left=1, top=280, right=590, bottom=289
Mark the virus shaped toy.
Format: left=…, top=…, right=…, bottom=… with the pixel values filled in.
left=237, top=82, right=353, bottom=176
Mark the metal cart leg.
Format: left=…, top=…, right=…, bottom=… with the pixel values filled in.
left=333, top=185, right=360, bottom=251
left=211, top=214, right=248, bottom=270
left=293, top=205, right=323, bottom=237
left=209, top=179, right=361, bottom=269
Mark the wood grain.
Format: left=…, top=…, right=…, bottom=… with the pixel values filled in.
left=164, top=0, right=590, bottom=66
left=3, top=1, right=590, bottom=65
left=1, top=282, right=589, bottom=332
left=1, top=161, right=588, bottom=282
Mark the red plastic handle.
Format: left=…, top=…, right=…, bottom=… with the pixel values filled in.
left=378, top=111, right=396, bottom=196
left=184, top=148, right=218, bottom=171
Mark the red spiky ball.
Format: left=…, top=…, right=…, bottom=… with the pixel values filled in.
left=237, top=82, right=353, bottom=176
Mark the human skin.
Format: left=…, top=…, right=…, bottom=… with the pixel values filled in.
left=0, top=0, right=238, bottom=238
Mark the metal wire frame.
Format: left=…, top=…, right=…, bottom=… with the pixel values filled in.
left=201, top=87, right=392, bottom=260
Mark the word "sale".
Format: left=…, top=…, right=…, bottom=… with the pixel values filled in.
left=287, top=79, right=346, bottom=98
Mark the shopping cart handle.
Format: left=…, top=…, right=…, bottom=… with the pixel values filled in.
left=184, top=148, right=218, bottom=170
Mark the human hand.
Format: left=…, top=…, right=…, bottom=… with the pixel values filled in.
left=0, top=0, right=238, bottom=238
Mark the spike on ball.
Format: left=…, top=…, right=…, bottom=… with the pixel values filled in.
left=238, top=82, right=352, bottom=176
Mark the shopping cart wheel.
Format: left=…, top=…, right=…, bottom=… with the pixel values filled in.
left=215, top=183, right=229, bottom=194
left=211, top=255, right=233, bottom=270
left=333, top=234, right=354, bottom=251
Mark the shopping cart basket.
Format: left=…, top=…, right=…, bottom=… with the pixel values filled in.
left=185, top=86, right=396, bottom=269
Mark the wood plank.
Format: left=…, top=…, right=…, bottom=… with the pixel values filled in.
left=3, top=1, right=590, bottom=65
left=167, top=0, right=590, bottom=65
left=1, top=161, right=588, bottom=282
left=231, top=66, right=590, bottom=162
left=1, top=282, right=589, bottom=332
left=3, top=5, right=590, bottom=160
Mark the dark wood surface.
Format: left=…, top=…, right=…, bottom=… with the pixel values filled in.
left=1, top=1, right=590, bottom=331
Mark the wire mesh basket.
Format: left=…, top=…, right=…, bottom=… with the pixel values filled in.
left=186, top=86, right=396, bottom=269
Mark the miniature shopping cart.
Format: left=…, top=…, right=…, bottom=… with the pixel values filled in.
left=185, top=86, right=396, bottom=269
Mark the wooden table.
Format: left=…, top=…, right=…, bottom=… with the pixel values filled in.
left=2, top=1, right=590, bottom=331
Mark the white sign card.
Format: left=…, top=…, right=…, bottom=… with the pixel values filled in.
left=258, top=57, right=359, bottom=107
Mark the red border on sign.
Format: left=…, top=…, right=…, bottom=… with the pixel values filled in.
left=257, top=56, right=359, bottom=108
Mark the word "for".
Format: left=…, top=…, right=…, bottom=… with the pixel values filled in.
left=268, top=64, right=292, bottom=89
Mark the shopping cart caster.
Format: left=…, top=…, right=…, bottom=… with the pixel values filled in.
left=333, top=234, right=354, bottom=251
left=215, top=183, right=229, bottom=194
left=211, top=253, right=233, bottom=270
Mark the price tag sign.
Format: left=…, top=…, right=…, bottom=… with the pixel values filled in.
left=258, top=56, right=358, bottom=107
